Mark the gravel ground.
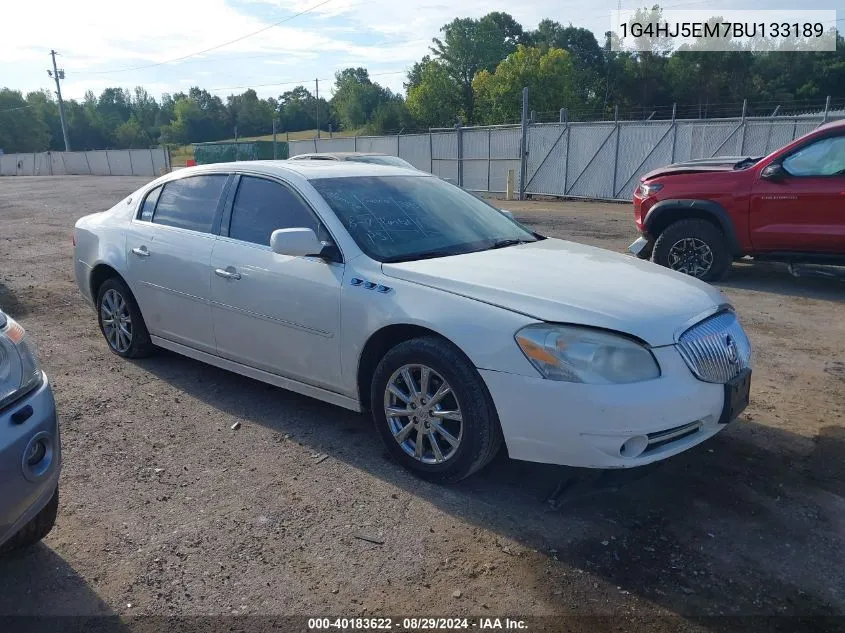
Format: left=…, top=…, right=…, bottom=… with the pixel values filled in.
left=0, top=177, right=844, bottom=630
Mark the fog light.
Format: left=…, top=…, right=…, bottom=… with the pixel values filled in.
left=620, top=435, right=648, bottom=458
left=26, top=439, right=47, bottom=466
left=22, top=432, right=54, bottom=481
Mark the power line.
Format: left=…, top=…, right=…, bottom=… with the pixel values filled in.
left=210, top=69, right=408, bottom=93
left=66, top=0, right=716, bottom=80
left=71, top=0, right=334, bottom=76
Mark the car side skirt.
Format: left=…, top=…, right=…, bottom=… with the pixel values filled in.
left=150, top=336, right=361, bottom=412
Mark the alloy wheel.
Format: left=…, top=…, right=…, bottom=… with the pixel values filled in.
left=100, top=288, right=133, bottom=353
left=667, top=237, right=714, bottom=277
left=383, top=364, right=463, bottom=465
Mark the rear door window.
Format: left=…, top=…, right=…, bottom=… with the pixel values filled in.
left=152, top=175, right=228, bottom=233
left=138, top=185, right=162, bottom=221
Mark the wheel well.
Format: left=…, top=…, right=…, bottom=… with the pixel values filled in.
left=89, top=264, right=122, bottom=301
left=357, top=324, right=449, bottom=411
left=647, top=208, right=725, bottom=240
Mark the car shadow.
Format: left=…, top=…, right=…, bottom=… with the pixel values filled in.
left=717, top=261, right=845, bottom=302
left=0, top=544, right=126, bottom=632
left=133, top=351, right=845, bottom=626
left=0, top=281, right=28, bottom=319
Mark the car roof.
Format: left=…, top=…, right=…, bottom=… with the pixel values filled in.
left=290, top=152, right=392, bottom=160
left=170, top=160, right=427, bottom=180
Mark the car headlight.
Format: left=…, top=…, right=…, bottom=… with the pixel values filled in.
left=515, top=324, right=660, bottom=384
left=0, top=315, right=42, bottom=409
left=638, top=182, right=663, bottom=196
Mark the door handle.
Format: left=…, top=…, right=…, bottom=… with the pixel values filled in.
left=215, top=268, right=241, bottom=280
left=131, top=247, right=150, bottom=257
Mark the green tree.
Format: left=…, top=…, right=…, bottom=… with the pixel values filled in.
left=528, top=21, right=605, bottom=106
left=331, top=68, right=394, bottom=130
left=406, top=59, right=461, bottom=128
left=227, top=89, right=274, bottom=137
left=114, top=117, right=146, bottom=148
left=277, top=85, right=330, bottom=132
left=365, top=99, right=412, bottom=134
left=472, top=46, right=581, bottom=124
left=25, top=91, right=63, bottom=150
left=0, top=89, right=49, bottom=152
left=431, top=12, right=524, bottom=122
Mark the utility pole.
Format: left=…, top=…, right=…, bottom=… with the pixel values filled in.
left=48, top=50, right=71, bottom=151
left=315, top=78, right=320, bottom=139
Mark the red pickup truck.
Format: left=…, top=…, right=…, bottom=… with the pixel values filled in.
left=629, top=119, right=845, bottom=280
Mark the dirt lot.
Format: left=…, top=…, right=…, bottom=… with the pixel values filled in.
left=1, top=177, right=844, bottom=630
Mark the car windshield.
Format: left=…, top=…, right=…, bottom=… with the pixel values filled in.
left=348, top=155, right=415, bottom=169
left=310, top=176, right=537, bottom=263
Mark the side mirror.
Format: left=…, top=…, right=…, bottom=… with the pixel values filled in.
left=499, top=209, right=515, bottom=220
left=761, top=163, right=787, bottom=182
left=270, top=228, right=324, bottom=257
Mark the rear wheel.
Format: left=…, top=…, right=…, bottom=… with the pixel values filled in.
left=96, top=277, right=153, bottom=358
left=370, top=337, right=502, bottom=483
left=652, top=218, right=732, bottom=281
left=0, top=487, right=58, bottom=555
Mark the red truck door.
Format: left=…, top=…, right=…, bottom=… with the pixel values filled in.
left=750, top=133, right=845, bottom=253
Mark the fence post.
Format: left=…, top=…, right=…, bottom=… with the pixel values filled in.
left=329, top=124, right=333, bottom=139
left=273, top=119, right=277, bottom=160
left=765, top=104, right=780, bottom=153
left=354, top=135, right=358, bottom=152
left=487, top=128, right=491, bottom=193
left=823, top=96, right=831, bottom=123
left=128, top=149, right=134, bottom=175
left=670, top=103, right=678, bottom=164
left=519, top=87, right=529, bottom=200
left=738, top=99, right=747, bottom=154
left=429, top=131, right=433, bottom=175
left=149, top=149, right=155, bottom=176
left=396, top=132, right=400, bottom=157
left=563, top=115, right=571, bottom=195
left=456, top=119, right=464, bottom=188
left=560, top=108, right=566, bottom=123
left=531, top=110, right=536, bottom=124
left=611, top=106, right=621, bottom=196
left=104, top=150, right=112, bottom=175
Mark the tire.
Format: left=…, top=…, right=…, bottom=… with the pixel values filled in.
left=370, top=337, right=503, bottom=483
left=0, top=487, right=58, bottom=555
left=651, top=218, right=732, bottom=281
left=96, top=277, right=154, bottom=358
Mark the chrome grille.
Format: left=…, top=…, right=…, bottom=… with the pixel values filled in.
left=677, top=311, right=752, bottom=383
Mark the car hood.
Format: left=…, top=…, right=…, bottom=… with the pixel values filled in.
left=641, top=158, right=750, bottom=180
left=381, top=239, right=726, bottom=347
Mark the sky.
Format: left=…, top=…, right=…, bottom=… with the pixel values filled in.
left=1, top=0, right=841, bottom=103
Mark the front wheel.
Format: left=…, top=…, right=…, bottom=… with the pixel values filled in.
left=651, top=219, right=732, bottom=281
left=370, top=337, right=503, bottom=483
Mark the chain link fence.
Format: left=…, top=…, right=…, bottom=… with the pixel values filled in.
left=290, top=108, right=844, bottom=201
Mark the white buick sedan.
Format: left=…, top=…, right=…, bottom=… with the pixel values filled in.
left=74, top=162, right=752, bottom=482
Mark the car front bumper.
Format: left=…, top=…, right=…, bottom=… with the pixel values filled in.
left=480, top=345, right=729, bottom=468
left=0, top=374, right=61, bottom=549
left=628, top=236, right=653, bottom=259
